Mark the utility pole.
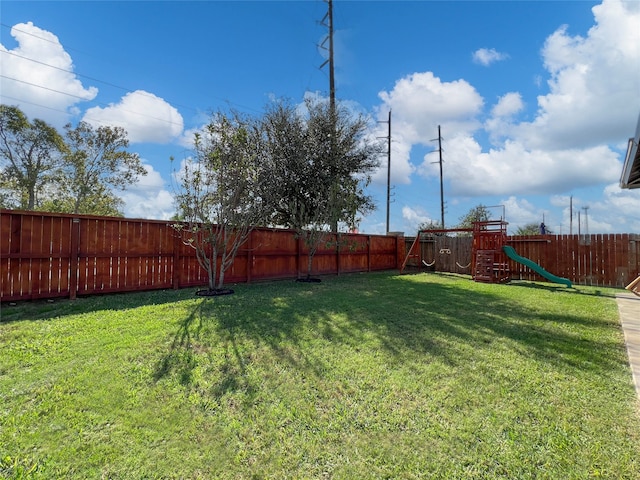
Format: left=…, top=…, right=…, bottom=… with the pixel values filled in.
left=320, top=0, right=336, bottom=113
left=569, top=195, right=573, bottom=235
left=386, top=111, right=392, bottom=233
left=431, top=126, right=445, bottom=228
left=578, top=211, right=581, bottom=236
left=320, top=0, right=338, bottom=231
left=378, top=111, right=392, bottom=233
left=582, top=206, right=589, bottom=236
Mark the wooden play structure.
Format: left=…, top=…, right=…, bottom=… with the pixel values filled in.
left=402, top=219, right=572, bottom=286
left=626, top=275, right=640, bottom=297
left=402, top=220, right=510, bottom=284
left=471, top=219, right=510, bottom=284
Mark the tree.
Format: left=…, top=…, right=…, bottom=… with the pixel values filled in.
left=261, top=100, right=325, bottom=279
left=262, top=97, right=381, bottom=279
left=456, top=204, right=490, bottom=229
left=54, top=122, right=145, bottom=215
left=305, top=97, right=380, bottom=231
left=515, top=223, right=539, bottom=235
left=418, top=220, right=445, bottom=237
left=0, top=105, right=66, bottom=210
left=515, top=222, right=552, bottom=235
left=39, top=184, right=125, bottom=217
left=173, top=111, right=271, bottom=294
left=452, top=204, right=491, bottom=237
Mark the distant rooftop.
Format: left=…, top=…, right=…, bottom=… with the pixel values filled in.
left=620, top=112, right=640, bottom=189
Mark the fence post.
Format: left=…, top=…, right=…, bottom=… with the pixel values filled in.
left=396, top=234, right=405, bottom=271
left=172, top=228, right=181, bottom=290
left=246, top=230, right=253, bottom=284
left=297, top=234, right=302, bottom=279
left=69, top=217, right=80, bottom=300
left=336, top=233, right=341, bottom=276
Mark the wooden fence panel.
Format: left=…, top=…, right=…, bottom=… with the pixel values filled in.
left=247, top=229, right=298, bottom=281
left=309, top=234, right=339, bottom=276
left=370, top=235, right=400, bottom=271
left=337, top=234, right=367, bottom=273
left=73, top=217, right=177, bottom=296
left=618, top=234, right=630, bottom=287
left=0, top=212, right=73, bottom=300
left=5, top=209, right=638, bottom=302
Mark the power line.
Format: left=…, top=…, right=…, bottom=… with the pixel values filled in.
left=0, top=36, right=263, bottom=116
left=0, top=94, right=169, bottom=131
left=1, top=21, right=97, bottom=61
left=1, top=74, right=93, bottom=102
left=0, top=50, right=200, bottom=114
left=1, top=74, right=185, bottom=128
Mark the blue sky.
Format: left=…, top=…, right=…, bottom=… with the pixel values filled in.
left=1, top=0, right=639, bottom=235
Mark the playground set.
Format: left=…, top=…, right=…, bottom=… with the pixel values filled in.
left=402, top=219, right=573, bottom=288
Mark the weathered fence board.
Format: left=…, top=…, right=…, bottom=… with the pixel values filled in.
left=0, top=210, right=404, bottom=302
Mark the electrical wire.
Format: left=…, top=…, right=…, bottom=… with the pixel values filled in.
left=1, top=74, right=185, bottom=128
left=0, top=26, right=265, bottom=116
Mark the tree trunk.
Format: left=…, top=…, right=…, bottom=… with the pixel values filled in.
left=307, top=251, right=313, bottom=279
left=217, top=267, right=226, bottom=290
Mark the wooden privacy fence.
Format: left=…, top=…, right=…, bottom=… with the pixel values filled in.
left=0, top=210, right=404, bottom=302
left=406, top=233, right=639, bottom=288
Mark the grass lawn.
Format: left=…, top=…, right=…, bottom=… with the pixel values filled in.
left=1, top=271, right=639, bottom=479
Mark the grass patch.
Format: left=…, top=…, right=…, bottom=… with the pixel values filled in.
left=1, top=272, right=639, bottom=479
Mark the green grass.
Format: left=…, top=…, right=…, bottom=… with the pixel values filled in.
left=1, top=272, right=639, bottom=479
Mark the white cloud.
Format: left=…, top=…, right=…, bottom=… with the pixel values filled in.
left=401, top=205, right=433, bottom=233
left=178, top=126, right=202, bottom=149
left=370, top=126, right=414, bottom=186
left=472, top=48, right=509, bottom=66
left=491, top=92, right=524, bottom=118
left=485, top=92, right=525, bottom=144
left=83, top=90, right=184, bottom=144
left=501, top=196, right=538, bottom=225
left=120, top=163, right=175, bottom=220
left=514, top=0, right=640, bottom=150
left=0, top=22, right=98, bottom=126
left=378, top=72, right=483, bottom=139
left=590, top=183, right=640, bottom=232
left=443, top=136, right=621, bottom=196
left=374, top=72, right=483, bottom=185
left=377, top=0, right=637, bottom=205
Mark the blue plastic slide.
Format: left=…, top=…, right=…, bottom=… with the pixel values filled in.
left=502, top=245, right=572, bottom=288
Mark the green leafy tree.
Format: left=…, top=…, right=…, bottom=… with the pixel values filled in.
left=418, top=220, right=445, bottom=238
left=261, top=100, right=326, bottom=279
left=173, top=111, right=271, bottom=293
left=453, top=204, right=491, bottom=237
left=515, top=223, right=540, bottom=235
left=262, top=97, right=381, bottom=279
left=0, top=104, right=66, bottom=209
left=456, top=204, right=490, bottom=229
left=306, top=97, right=380, bottom=231
left=515, top=222, right=552, bottom=235
left=39, top=184, right=125, bottom=217
left=53, top=121, right=145, bottom=215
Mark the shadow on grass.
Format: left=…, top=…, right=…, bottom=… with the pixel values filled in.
left=153, top=299, right=207, bottom=386
left=0, top=287, right=205, bottom=323
left=508, top=279, right=619, bottom=299
left=152, top=272, right=627, bottom=403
